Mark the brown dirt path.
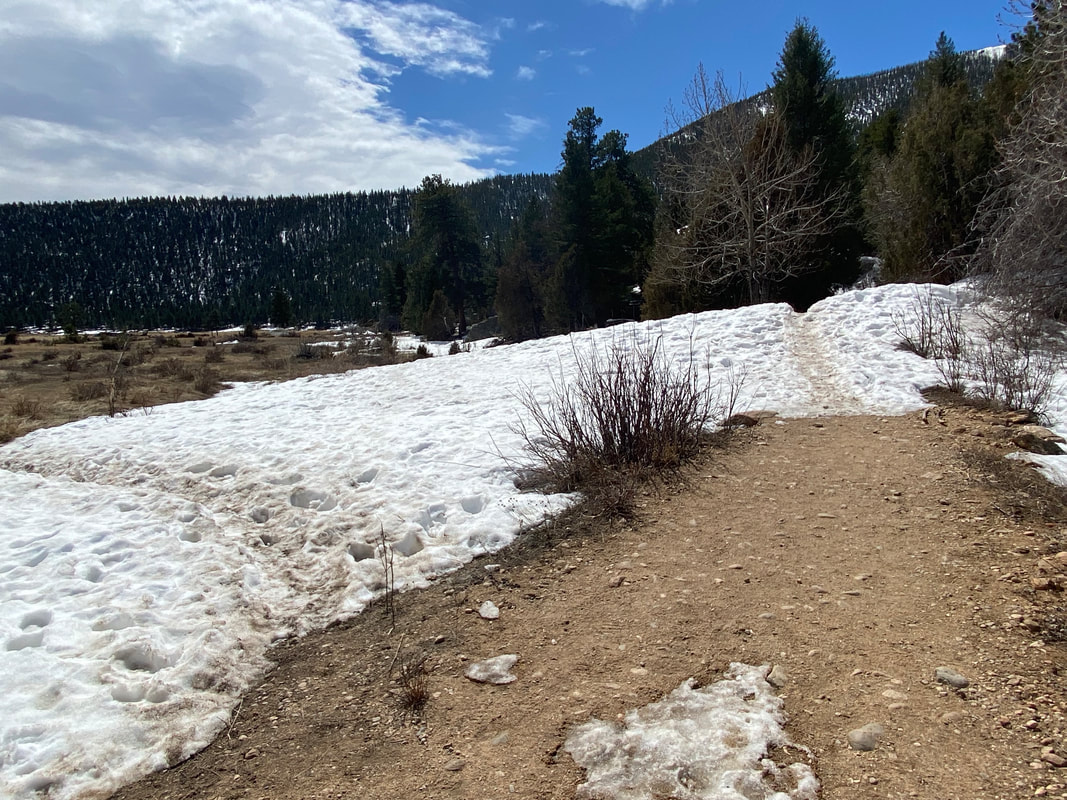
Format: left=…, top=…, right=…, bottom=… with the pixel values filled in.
left=109, top=409, right=1067, bottom=800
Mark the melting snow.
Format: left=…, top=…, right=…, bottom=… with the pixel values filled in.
left=565, top=664, right=818, bottom=800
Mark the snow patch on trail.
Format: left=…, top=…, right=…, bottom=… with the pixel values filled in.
left=565, top=664, right=818, bottom=800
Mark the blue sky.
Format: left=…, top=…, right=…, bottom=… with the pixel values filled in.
left=0, top=0, right=1012, bottom=203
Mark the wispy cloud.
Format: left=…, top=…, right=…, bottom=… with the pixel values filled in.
left=340, top=1, right=493, bottom=77
left=594, top=0, right=664, bottom=9
left=569, top=48, right=594, bottom=57
left=505, top=113, right=546, bottom=138
left=0, top=0, right=498, bottom=202
left=528, top=20, right=549, bottom=32
left=516, top=66, right=537, bottom=81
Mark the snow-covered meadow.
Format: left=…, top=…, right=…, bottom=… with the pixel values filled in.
left=1, top=283, right=1064, bottom=798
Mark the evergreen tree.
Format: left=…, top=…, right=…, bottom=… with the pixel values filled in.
left=495, top=199, right=553, bottom=341
left=549, top=108, right=655, bottom=331
left=866, top=33, right=1004, bottom=281
left=404, top=175, right=482, bottom=336
left=270, top=288, right=293, bottom=327
left=770, top=19, right=863, bottom=306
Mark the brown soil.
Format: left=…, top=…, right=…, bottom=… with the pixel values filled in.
left=107, top=404, right=1067, bottom=800
left=0, top=329, right=410, bottom=443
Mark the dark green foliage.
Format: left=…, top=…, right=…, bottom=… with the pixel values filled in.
left=0, top=175, right=552, bottom=331
left=867, top=34, right=1011, bottom=282
left=404, top=175, right=483, bottom=336
left=270, top=288, right=293, bottom=328
left=548, top=108, right=655, bottom=331
left=495, top=199, right=553, bottom=341
left=57, top=301, right=83, bottom=339
left=769, top=21, right=863, bottom=306
left=420, top=289, right=456, bottom=342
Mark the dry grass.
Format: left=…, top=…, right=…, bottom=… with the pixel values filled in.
left=0, top=329, right=419, bottom=443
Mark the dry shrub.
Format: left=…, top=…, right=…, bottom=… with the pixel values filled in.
left=193, top=367, right=222, bottom=395
left=11, top=396, right=43, bottom=419
left=152, top=357, right=189, bottom=379
left=415, top=344, right=433, bottom=359
left=204, top=347, right=225, bottom=363
left=70, top=381, right=108, bottom=402
left=0, top=416, right=21, bottom=443
left=898, top=290, right=1063, bottom=417
left=515, top=334, right=733, bottom=517
left=4, top=330, right=18, bottom=345
left=395, top=650, right=430, bottom=715
left=62, top=352, right=82, bottom=372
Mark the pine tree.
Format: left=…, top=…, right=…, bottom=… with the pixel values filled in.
left=770, top=20, right=863, bottom=306
left=550, top=108, right=655, bottom=331
left=866, top=33, right=1002, bottom=281
left=405, top=175, right=482, bottom=336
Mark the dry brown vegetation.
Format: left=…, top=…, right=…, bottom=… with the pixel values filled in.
left=0, top=328, right=408, bottom=444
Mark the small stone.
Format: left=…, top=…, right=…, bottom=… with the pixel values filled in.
left=934, top=667, right=970, bottom=689
left=478, top=601, right=500, bottom=620
left=250, top=507, right=270, bottom=524
left=443, top=758, right=466, bottom=772
left=882, top=689, right=908, bottom=702
left=939, top=711, right=966, bottom=725
left=847, top=723, right=885, bottom=752
left=465, top=654, right=519, bottom=685
left=608, top=574, right=624, bottom=588
left=244, top=748, right=259, bottom=759
left=767, top=665, right=788, bottom=689
left=1042, top=752, right=1067, bottom=768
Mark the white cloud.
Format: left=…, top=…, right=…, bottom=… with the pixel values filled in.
left=516, top=65, right=536, bottom=81
left=569, top=47, right=594, bottom=57
left=595, top=0, right=662, bottom=9
left=0, top=0, right=499, bottom=202
left=505, top=113, right=545, bottom=138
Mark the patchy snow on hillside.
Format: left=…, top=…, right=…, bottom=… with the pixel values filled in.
left=0, top=283, right=1062, bottom=798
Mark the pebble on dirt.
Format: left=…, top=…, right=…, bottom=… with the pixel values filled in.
left=934, top=667, right=970, bottom=689
left=465, top=654, right=519, bottom=685
left=847, top=723, right=885, bottom=752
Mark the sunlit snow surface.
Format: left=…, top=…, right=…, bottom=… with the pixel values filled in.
left=0, top=283, right=1063, bottom=798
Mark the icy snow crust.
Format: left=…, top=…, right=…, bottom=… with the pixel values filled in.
left=0, top=283, right=1059, bottom=798
left=565, top=664, right=818, bottom=800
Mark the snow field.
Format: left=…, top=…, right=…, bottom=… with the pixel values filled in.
left=0, top=283, right=1062, bottom=798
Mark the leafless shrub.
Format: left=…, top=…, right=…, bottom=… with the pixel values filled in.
left=11, top=396, right=42, bottom=419
left=414, top=344, right=433, bottom=359
left=376, top=525, right=397, bottom=629
left=70, top=381, right=108, bottom=402
left=0, top=416, right=21, bottom=444
left=514, top=334, right=731, bottom=517
left=893, top=289, right=969, bottom=392
left=193, top=367, right=222, bottom=395
left=966, top=310, right=1062, bottom=417
left=905, top=290, right=1064, bottom=416
left=204, top=346, right=225, bottom=363
left=62, top=351, right=82, bottom=372
left=4, top=330, right=19, bottom=345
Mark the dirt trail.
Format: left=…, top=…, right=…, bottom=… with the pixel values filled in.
left=110, top=408, right=1067, bottom=800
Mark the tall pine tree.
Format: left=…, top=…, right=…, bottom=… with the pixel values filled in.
left=549, top=108, right=655, bottom=331
left=770, top=20, right=863, bottom=307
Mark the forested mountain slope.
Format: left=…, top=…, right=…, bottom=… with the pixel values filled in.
left=0, top=174, right=552, bottom=330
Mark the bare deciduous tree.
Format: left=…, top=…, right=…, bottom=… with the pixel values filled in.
left=971, top=1, right=1067, bottom=320
left=649, top=66, right=846, bottom=306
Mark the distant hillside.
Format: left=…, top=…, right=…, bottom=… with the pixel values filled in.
left=0, top=173, right=553, bottom=330
left=632, top=46, right=1007, bottom=179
